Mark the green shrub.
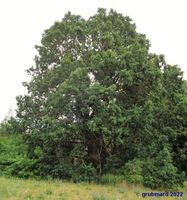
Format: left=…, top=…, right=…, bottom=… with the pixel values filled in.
left=122, top=159, right=144, bottom=184
left=51, top=162, right=74, bottom=180
left=100, top=174, right=124, bottom=185
left=51, top=163, right=97, bottom=182
left=143, top=147, right=185, bottom=189
left=0, top=133, right=38, bottom=178
left=119, top=148, right=185, bottom=189
left=73, top=164, right=97, bottom=182
left=3, top=156, right=37, bottom=178
left=104, top=155, right=123, bottom=173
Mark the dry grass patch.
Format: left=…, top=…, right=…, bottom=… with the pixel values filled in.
left=0, top=177, right=186, bottom=200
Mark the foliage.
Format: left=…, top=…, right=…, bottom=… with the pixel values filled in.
left=122, top=159, right=144, bottom=184
left=143, top=147, right=185, bottom=189
left=0, top=133, right=37, bottom=178
left=0, top=117, right=20, bottom=135
left=119, top=149, right=185, bottom=188
left=103, top=155, right=124, bottom=174
left=2, top=156, right=37, bottom=178
left=7, top=8, right=187, bottom=188
left=50, top=162, right=74, bottom=180
left=51, top=163, right=97, bottom=182
left=73, top=164, right=97, bottom=182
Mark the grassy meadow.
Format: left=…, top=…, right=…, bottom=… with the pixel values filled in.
left=0, top=176, right=186, bottom=200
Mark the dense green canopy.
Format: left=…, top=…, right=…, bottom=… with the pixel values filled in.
left=10, top=9, right=187, bottom=188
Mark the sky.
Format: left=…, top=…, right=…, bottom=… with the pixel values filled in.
left=0, top=0, right=187, bottom=122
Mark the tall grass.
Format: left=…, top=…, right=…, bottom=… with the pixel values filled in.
left=0, top=176, right=186, bottom=200
left=100, top=174, right=124, bottom=185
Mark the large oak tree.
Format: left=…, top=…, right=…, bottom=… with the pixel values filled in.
left=14, top=9, right=186, bottom=187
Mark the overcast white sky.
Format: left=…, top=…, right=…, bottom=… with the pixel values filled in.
left=0, top=0, right=187, bottom=122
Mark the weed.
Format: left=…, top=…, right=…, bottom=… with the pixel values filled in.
left=100, top=174, right=124, bottom=185
left=45, top=188, right=53, bottom=195
left=92, top=193, right=109, bottom=200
